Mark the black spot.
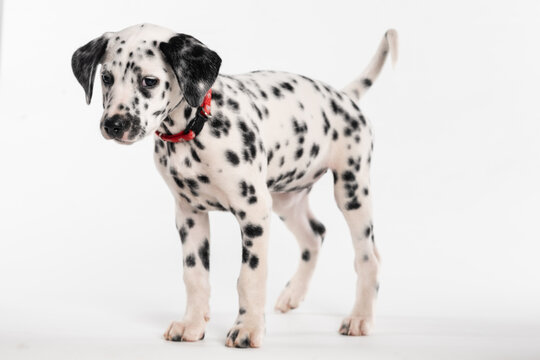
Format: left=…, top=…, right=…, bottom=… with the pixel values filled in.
left=146, top=49, right=154, bottom=56
left=227, top=98, right=240, bottom=111
left=363, top=254, right=370, bottom=262
left=363, top=78, right=373, bottom=87
left=365, top=226, right=371, bottom=238
left=271, top=86, right=282, bottom=98
left=363, top=187, right=369, bottom=196
left=280, top=82, right=294, bottom=92
left=239, top=308, right=246, bottom=315
left=242, top=246, right=249, bottom=263
left=309, top=219, right=326, bottom=237
left=198, top=238, right=210, bottom=270
left=346, top=198, right=362, bottom=210
left=179, top=226, right=187, bottom=243
left=238, top=121, right=257, bottom=163
left=191, top=148, right=201, bottom=162
left=240, top=181, right=249, bottom=197
left=249, top=255, right=259, bottom=269
left=186, top=178, right=199, bottom=191
left=185, top=254, right=196, bottom=267
left=252, top=103, right=263, bottom=119
left=197, top=175, right=210, bottom=184
left=243, top=224, right=263, bottom=238
left=292, top=118, right=308, bottom=134
left=295, top=148, right=304, bottom=159
left=267, top=149, right=274, bottom=164
left=342, top=171, right=356, bottom=182
left=301, top=250, right=311, bottom=261
left=225, top=150, right=240, bottom=166
left=207, top=200, right=226, bottom=210
left=310, top=144, right=320, bottom=158
left=238, top=211, right=246, bottom=220
left=330, top=99, right=342, bottom=115
left=212, top=91, right=224, bottom=106
left=186, top=218, right=195, bottom=228
left=322, top=111, right=331, bottom=135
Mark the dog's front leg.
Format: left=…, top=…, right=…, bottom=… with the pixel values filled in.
left=164, top=201, right=210, bottom=342
left=225, top=193, right=271, bottom=348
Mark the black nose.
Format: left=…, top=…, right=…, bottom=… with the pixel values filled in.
left=103, top=115, right=127, bottom=139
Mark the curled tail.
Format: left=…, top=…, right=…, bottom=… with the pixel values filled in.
left=342, top=29, right=398, bottom=101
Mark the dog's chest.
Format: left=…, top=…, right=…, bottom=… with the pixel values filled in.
left=154, top=140, right=229, bottom=211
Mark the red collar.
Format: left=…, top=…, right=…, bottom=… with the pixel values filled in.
left=155, top=89, right=212, bottom=143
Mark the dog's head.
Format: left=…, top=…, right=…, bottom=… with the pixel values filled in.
left=71, top=24, right=221, bottom=144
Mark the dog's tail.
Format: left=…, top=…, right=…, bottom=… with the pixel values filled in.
left=342, top=29, right=398, bottom=101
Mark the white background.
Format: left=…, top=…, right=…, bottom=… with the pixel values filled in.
left=1, top=1, right=539, bottom=359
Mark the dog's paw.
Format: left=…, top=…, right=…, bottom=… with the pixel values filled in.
left=274, top=281, right=307, bottom=313
left=163, top=320, right=206, bottom=342
left=339, top=315, right=373, bottom=336
left=225, top=317, right=264, bottom=348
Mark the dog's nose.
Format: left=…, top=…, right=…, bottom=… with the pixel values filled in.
left=103, top=115, right=127, bottom=139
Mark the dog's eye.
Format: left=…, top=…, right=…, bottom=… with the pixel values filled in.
left=142, top=76, right=159, bottom=88
left=101, top=72, right=114, bottom=86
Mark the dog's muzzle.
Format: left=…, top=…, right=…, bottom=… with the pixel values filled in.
left=102, top=114, right=132, bottom=140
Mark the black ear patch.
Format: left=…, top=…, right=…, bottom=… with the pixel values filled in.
left=160, top=34, right=222, bottom=107
left=71, top=35, right=109, bottom=104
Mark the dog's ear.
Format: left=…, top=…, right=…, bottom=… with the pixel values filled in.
left=160, top=34, right=222, bottom=107
left=71, top=34, right=109, bottom=105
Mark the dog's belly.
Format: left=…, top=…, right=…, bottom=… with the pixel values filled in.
left=265, top=153, right=329, bottom=193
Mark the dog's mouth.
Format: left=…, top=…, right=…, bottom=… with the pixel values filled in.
left=113, top=138, right=136, bottom=145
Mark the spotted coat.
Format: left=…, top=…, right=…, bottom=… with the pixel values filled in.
left=72, top=23, right=398, bottom=348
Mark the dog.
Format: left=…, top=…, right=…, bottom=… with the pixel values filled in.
left=71, top=23, right=397, bottom=348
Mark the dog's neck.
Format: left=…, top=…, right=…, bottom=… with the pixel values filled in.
left=157, top=99, right=197, bottom=136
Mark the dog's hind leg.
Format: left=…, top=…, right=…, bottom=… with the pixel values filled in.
left=332, top=151, right=380, bottom=336
left=272, top=189, right=325, bottom=313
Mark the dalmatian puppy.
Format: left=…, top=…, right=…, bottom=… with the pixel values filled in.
left=72, top=23, right=397, bottom=348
